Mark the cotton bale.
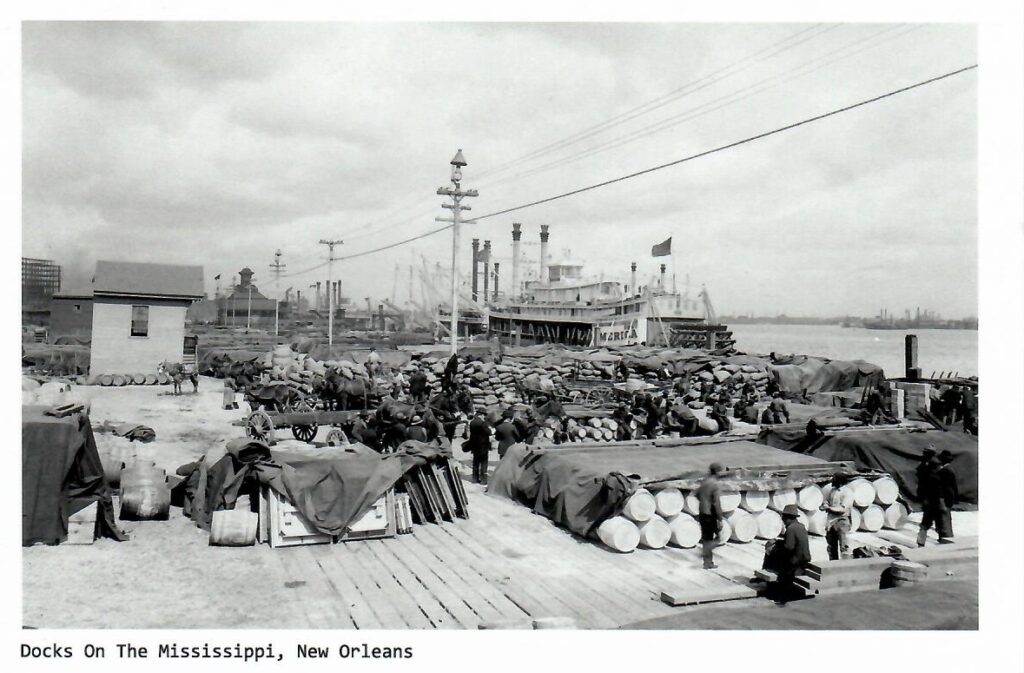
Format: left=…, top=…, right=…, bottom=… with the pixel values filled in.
left=637, top=516, right=672, bottom=549
left=665, top=513, right=701, bottom=548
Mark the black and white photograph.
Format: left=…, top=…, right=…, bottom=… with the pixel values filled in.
left=10, top=3, right=1024, bottom=670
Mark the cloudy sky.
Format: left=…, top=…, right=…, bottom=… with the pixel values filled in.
left=22, top=22, right=976, bottom=318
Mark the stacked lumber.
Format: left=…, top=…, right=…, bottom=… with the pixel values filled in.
left=792, top=557, right=895, bottom=596
left=395, top=457, right=469, bottom=526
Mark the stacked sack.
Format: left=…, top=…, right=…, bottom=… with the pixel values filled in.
left=262, top=345, right=375, bottom=394
left=22, top=377, right=91, bottom=412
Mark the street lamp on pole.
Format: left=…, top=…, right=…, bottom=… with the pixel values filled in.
left=318, top=239, right=343, bottom=348
left=435, top=149, right=478, bottom=356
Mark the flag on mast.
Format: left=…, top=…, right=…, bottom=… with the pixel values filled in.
left=651, top=237, right=672, bottom=257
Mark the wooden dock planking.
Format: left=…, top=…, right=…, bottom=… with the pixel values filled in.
left=332, top=542, right=422, bottom=629
left=411, top=523, right=534, bottom=624
left=361, top=540, right=458, bottom=630
left=343, top=541, right=435, bottom=629
left=290, top=545, right=353, bottom=628
left=308, top=545, right=383, bottom=629
left=251, top=544, right=320, bottom=628
left=437, top=517, right=626, bottom=628
left=376, top=536, right=480, bottom=629
left=402, top=525, right=515, bottom=624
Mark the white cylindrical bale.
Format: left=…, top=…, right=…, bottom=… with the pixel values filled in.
left=872, top=477, right=899, bottom=506
left=665, top=513, right=701, bottom=548
left=805, top=509, right=828, bottom=536
left=740, top=490, right=770, bottom=513
left=848, top=478, right=876, bottom=508
left=857, top=504, right=885, bottom=532
left=682, top=491, right=701, bottom=516
left=850, top=506, right=862, bottom=533
left=769, top=488, right=796, bottom=511
left=753, top=509, right=783, bottom=539
left=725, top=510, right=757, bottom=543
left=622, top=489, right=657, bottom=523
left=638, top=516, right=672, bottom=549
left=597, top=516, right=640, bottom=553
left=796, top=484, right=824, bottom=511
left=882, top=501, right=909, bottom=530
left=654, top=488, right=684, bottom=518
left=719, top=491, right=741, bottom=513
left=717, top=518, right=733, bottom=545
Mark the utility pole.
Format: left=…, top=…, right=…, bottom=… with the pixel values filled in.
left=435, top=150, right=478, bottom=356
left=246, top=276, right=253, bottom=331
left=318, top=238, right=343, bottom=347
left=269, top=249, right=287, bottom=338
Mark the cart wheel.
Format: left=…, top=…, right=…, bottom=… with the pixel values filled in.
left=325, top=428, right=348, bottom=446
left=292, top=424, right=318, bottom=443
left=247, top=410, right=276, bottom=444
left=293, top=398, right=314, bottom=413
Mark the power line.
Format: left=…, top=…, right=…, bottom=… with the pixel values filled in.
left=472, top=64, right=977, bottom=222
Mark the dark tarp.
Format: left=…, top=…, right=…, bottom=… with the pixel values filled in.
left=22, top=406, right=126, bottom=546
left=487, top=440, right=830, bottom=537
left=178, top=438, right=450, bottom=535
left=756, top=426, right=978, bottom=505
left=767, top=358, right=885, bottom=395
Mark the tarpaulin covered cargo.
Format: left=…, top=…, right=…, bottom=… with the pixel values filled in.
left=756, top=426, right=978, bottom=505
left=22, top=407, right=125, bottom=546
left=177, top=438, right=451, bottom=535
left=767, top=357, right=885, bottom=395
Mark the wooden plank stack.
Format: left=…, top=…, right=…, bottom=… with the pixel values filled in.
left=792, top=557, right=894, bottom=596
left=396, top=457, right=469, bottom=525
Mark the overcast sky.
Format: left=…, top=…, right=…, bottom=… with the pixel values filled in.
left=22, top=22, right=976, bottom=318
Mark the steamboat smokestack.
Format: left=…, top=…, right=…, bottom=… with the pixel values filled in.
left=511, top=223, right=522, bottom=300
left=493, top=262, right=500, bottom=302
left=539, top=225, right=550, bottom=284
left=483, top=240, right=491, bottom=304
left=630, top=262, right=637, bottom=296
left=471, top=238, right=480, bottom=302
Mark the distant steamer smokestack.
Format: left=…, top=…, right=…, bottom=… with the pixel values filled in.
left=493, top=262, right=500, bottom=302
left=539, top=225, right=550, bottom=284
left=471, top=238, right=480, bottom=302
left=630, top=262, right=637, bottom=296
left=511, top=223, right=522, bottom=300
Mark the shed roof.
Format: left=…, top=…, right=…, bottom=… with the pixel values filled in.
left=53, top=288, right=94, bottom=299
left=93, top=261, right=204, bottom=300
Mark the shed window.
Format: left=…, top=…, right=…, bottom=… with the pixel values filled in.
left=131, top=305, right=149, bottom=337
left=73, top=304, right=81, bottom=312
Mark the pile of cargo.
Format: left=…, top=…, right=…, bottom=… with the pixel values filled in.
left=595, top=475, right=910, bottom=554
left=22, top=377, right=92, bottom=410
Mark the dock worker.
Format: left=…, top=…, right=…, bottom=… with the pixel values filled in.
left=939, top=385, right=962, bottom=425
left=764, top=504, right=811, bottom=603
left=769, top=391, right=791, bottom=424
left=864, top=386, right=886, bottom=425
left=710, top=394, right=732, bottom=433
left=405, top=415, right=430, bottom=443
left=821, top=471, right=855, bottom=560
left=696, top=462, right=725, bottom=570
left=915, top=447, right=944, bottom=546
left=408, top=368, right=429, bottom=403
left=617, top=359, right=631, bottom=382
left=959, top=387, right=978, bottom=435
left=465, top=410, right=493, bottom=485
left=494, top=409, right=520, bottom=458
left=673, top=374, right=691, bottom=397
left=934, top=450, right=959, bottom=543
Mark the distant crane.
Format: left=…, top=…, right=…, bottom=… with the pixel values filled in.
left=699, top=285, right=718, bottom=324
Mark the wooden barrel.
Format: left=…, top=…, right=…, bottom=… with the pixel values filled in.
left=601, top=429, right=614, bottom=441
left=621, top=489, right=656, bottom=523
left=848, top=478, right=876, bottom=507
left=805, top=509, right=828, bottom=536
left=796, top=484, right=824, bottom=511
left=769, top=488, right=796, bottom=511
left=890, top=560, right=929, bottom=587
left=120, top=464, right=165, bottom=490
left=132, top=373, right=147, bottom=385
left=111, top=374, right=126, bottom=387
left=665, top=513, right=701, bottom=548
left=144, top=374, right=159, bottom=385
left=872, top=477, right=899, bottom=505
left=99, top=374, right=114, bottom=386
left=637, top=516, right=672, bottom=549
left=753, top=509, right=783, bottom=539
left=653, top=488, right=684, bottom=517
left=157, top=373, right=171, bottom=385
left=740, top=490, right=770, bottom=513
left=850, top=506, right=862, bottom=532
left=682, top=491, right=701, bottom=516
left=725, top=510, right=757, bottom=543
left=597, top=516, right=640, bottom=553
left=120, top=482, right=171, bottom=520
left=857, top=504, right=885, bottom=532
left=209, top=510, right=258, bottom=546
left=719, top=490, right=741, bottom=513
left=882, top=501, right=909, bottom=530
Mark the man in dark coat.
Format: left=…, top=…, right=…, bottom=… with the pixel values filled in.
left=916, top=447, right=946, bottom=546
left=710, top=394, right=732, bottom=433
left=695, top=462, right=724, bottom=570
left=405, top=415, right=430, bottom=443
left=769, top=391, right=791, bottom=424
left=465, top=411, right=492, bottom=484
left=933, top=450, right=959, bottom=543
left=408, top=369, right=429, bottom=403
left=959, top=387, right=978, bottom=435
left=494, top=410, right=520, bottom=459
left=764, top=504, right=811, bottom=603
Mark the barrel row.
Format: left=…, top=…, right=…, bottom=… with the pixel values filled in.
left=597, top=476, right=908, bottom=553
left=87, top=373, right=173, bottom=386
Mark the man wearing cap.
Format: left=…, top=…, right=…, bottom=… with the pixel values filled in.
left=769, top=504, right=812, bottom=602
left=695, top=463, right=725, bottom=570
left=465, top=410, right=492, bottom=485
left=405, top=415, right=430, bottom=443
left=821, top=471, right=855, bottom=560
left=916, top=447, right=942, bottom=546
left=494, top=409, right=520, bottom=458
left=710, top=394, right=732, bottom=433
left=934, top=450, right=959, bottom=543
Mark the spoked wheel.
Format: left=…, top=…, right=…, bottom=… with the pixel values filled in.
left=292, top=423, right=318, bottom=443
left=293, top=398, right=315, bottom=413
left=247, top=410, right=276, bottom=444
left=325, top=428, right=348, bottom=446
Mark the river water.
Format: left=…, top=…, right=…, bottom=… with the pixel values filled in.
left=728, top=324, right=978, bottom=378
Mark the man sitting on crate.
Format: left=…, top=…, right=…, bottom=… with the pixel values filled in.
left=821, top=470, right=855, bottom=560
left=762, top=504, right=812, bottom=603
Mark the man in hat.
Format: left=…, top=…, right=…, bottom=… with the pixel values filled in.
left=821, top=470, right=855, bottom=560
left=695, top=462, right=725, bottom=570
left=494, top=409, right=520, bottom=458
left=405, top=414, right=430, bottom=443
left=710, top=394, right=732, bottom=433
left=769, top=391, right=790, bottom=424
left=465, top=410, right=493, bottom=485
left=934, top=450, right=959, bottom=543
left=767, top=504, right=811, bottom=602
left=916, top=447, right=942, bottom=546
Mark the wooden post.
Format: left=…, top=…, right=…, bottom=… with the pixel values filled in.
left=905, top=334, right=920, bottom=380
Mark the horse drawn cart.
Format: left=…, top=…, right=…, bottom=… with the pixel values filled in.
left=238, top=408, right=368, bottom=445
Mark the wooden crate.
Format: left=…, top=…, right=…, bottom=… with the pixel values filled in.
left=339, top=491, right=396, bottom=542
left=263, top=487, right=335, bottom=548
left=66, top=502, right=98, bottom=545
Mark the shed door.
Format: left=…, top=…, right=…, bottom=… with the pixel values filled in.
left=183, top=335, right=198, bottom=367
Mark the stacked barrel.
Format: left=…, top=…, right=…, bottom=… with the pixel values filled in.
left=88, top=373, right=171, bottom=386
left=97, top=447, right=171, bottom=521
left=595, top=475, right=908, bottom=554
